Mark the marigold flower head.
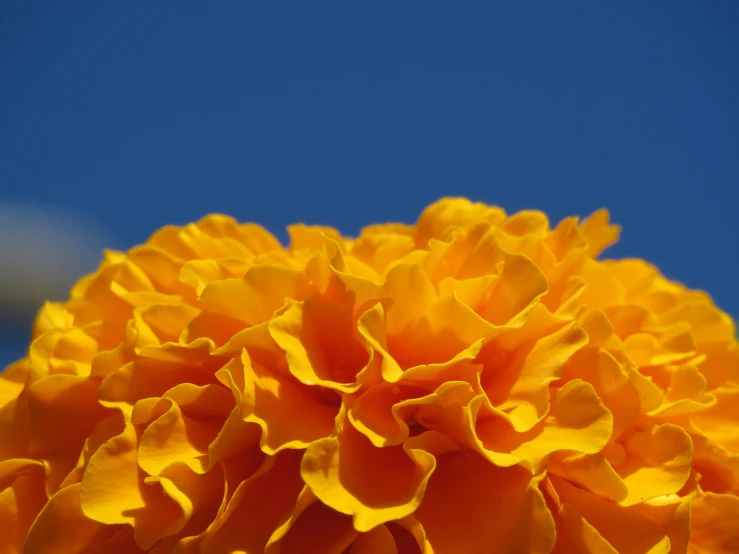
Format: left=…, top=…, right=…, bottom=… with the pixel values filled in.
left=1, top=198, right=738, bottom=553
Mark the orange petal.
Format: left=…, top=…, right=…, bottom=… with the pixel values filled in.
left=199, top=265, right=310, bottom=325
left=26, top=374, right=111, bottom=493
left=98, top=354, right=222, bottom=420
left=659, top=302, right=735, bottom=345
left=24, top=483, right=108, bottom=554
left=0, top=459, right=47, bottom=554
left=350, top=232, right=416, bottom=274
left=266, top=487, right=357, bottom=554
left=690, top=387, right=739, bottom=452
left=81, top=526, right=146, bottom=554
left=0, top=359, right=30, bottom=461
left=548, top=452, right=628, bottom=503
left=580, top=209, right=620, bottom=257
left=350, top=524, right=398, bottom=554
left=415, top=198, right=505, bottom=245
left=561, top=346, right=641, bottom=439
left=137, top=397, right=222, bottom=475
left=382, top=263, right=438, bottom=336
left=504, top=210, right=550, bottom=237
left=414, top=450, right=555, bottom=554
left=354, top=379, right=483, bottom=452
left=649, top=365, right=715, bottom=419
left=388, top=293, right=493, bottom=370
left=288, top=224, right=345, bottom=253
left=478, top=253, right=548, bottom=325
left=357, top=302, right=405, bottom=383
left=79, top=424, right=185, bottom=550
left=234, top=351, right=338, bottom=454
left=199, top=451, right=304, bottom=554
left=269, top=297, right=371, bottom=393
left=548, top=475, right=672, bottom=553
left=495, top=321, right=588, bottom=431
left=144, top=463, right=224, bottom=552
left=689, top=492, right=739, bottom=553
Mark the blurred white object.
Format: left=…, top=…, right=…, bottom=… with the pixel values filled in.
left=0, top=202, right=107, bottom=320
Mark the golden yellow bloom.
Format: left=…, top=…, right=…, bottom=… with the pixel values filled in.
left=1, top=197, right=738, bottom=553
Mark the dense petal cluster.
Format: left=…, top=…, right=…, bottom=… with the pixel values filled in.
left=1, top=198, right=738, bottom=553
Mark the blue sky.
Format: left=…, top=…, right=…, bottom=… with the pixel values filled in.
left=1, top=2, right=737, bottom=365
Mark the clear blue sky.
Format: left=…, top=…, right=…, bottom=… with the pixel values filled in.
left=1, top=2, right=737, bottom=365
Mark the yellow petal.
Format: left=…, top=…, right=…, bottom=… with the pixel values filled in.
left=301, top=414, right=436, bottom=532
left=544, top=217, right=586, bottom=262
left=415, top=197, right=506, bottom=246
left=696, top=342, right=739, bottom=390
left=561, top=346, right=640, bottom=439
left=649, top=365, right=715, bottom=419
left=382, top=263, right=437, bottom=336
left=690, top=387, right=739, bottom=452
left=495, top=321, right=588, bottom=431
left=79, top=424, right=185, bottom=550
left=580, top=209, right=620, bottom=257
left=288, top=224, right=345, bottom=253
left=659, top=302, right=735, bottom=345
left=548, top=452, right=628, bottom=502
left=357, top=302, right=405, bottom=383
left=389, top=293, right=493, bottom=370
left=351, top=379, right=481, bottom=449
left=478, top=253, right=548, bottom=326
left=615, top=424, right=693, bottom=506
left=350, top=232, right=416, bottom=274
left=137, top=397, right=222, bottom=475
left=578, top=258, right=628, bottom=310
left=476, top=379, right=613, bottom=471
left=235, top=351, right=339, bottom=454
left=199, top=265, right=310, bottom=325
left=504, top=210, right=550, bottom=237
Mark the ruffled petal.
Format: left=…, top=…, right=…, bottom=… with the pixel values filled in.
left=547, top=476, right=674, bottom=554
left=614, top=424, right=693, bottom=506
left=79, top=424, right=185, bottom=550
left=199, top=451, right=304, bottom=554
left=0, top=459, right=47, bottom=554
left=232, top=351, right=339, bottom=454
left=4, top=198, right=738, bottom=553
left=414, top=450, right=555, bottom=554
left=24, top=483, right=108, bottom=554
left=689, top=491, right=739, bottom=553
left=476, top=379, right=613, bottom=471
left=269, top=297, right=372, bottom=392
left=301, top=413, right=436, bottom=532
left=265, top=487, right=357, bottom=554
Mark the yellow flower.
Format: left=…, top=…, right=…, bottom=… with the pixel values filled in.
left=1, top=197, right=738, bottom=553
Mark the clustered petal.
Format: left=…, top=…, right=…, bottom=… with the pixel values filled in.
left=1, top=198, right=738, bottom=553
